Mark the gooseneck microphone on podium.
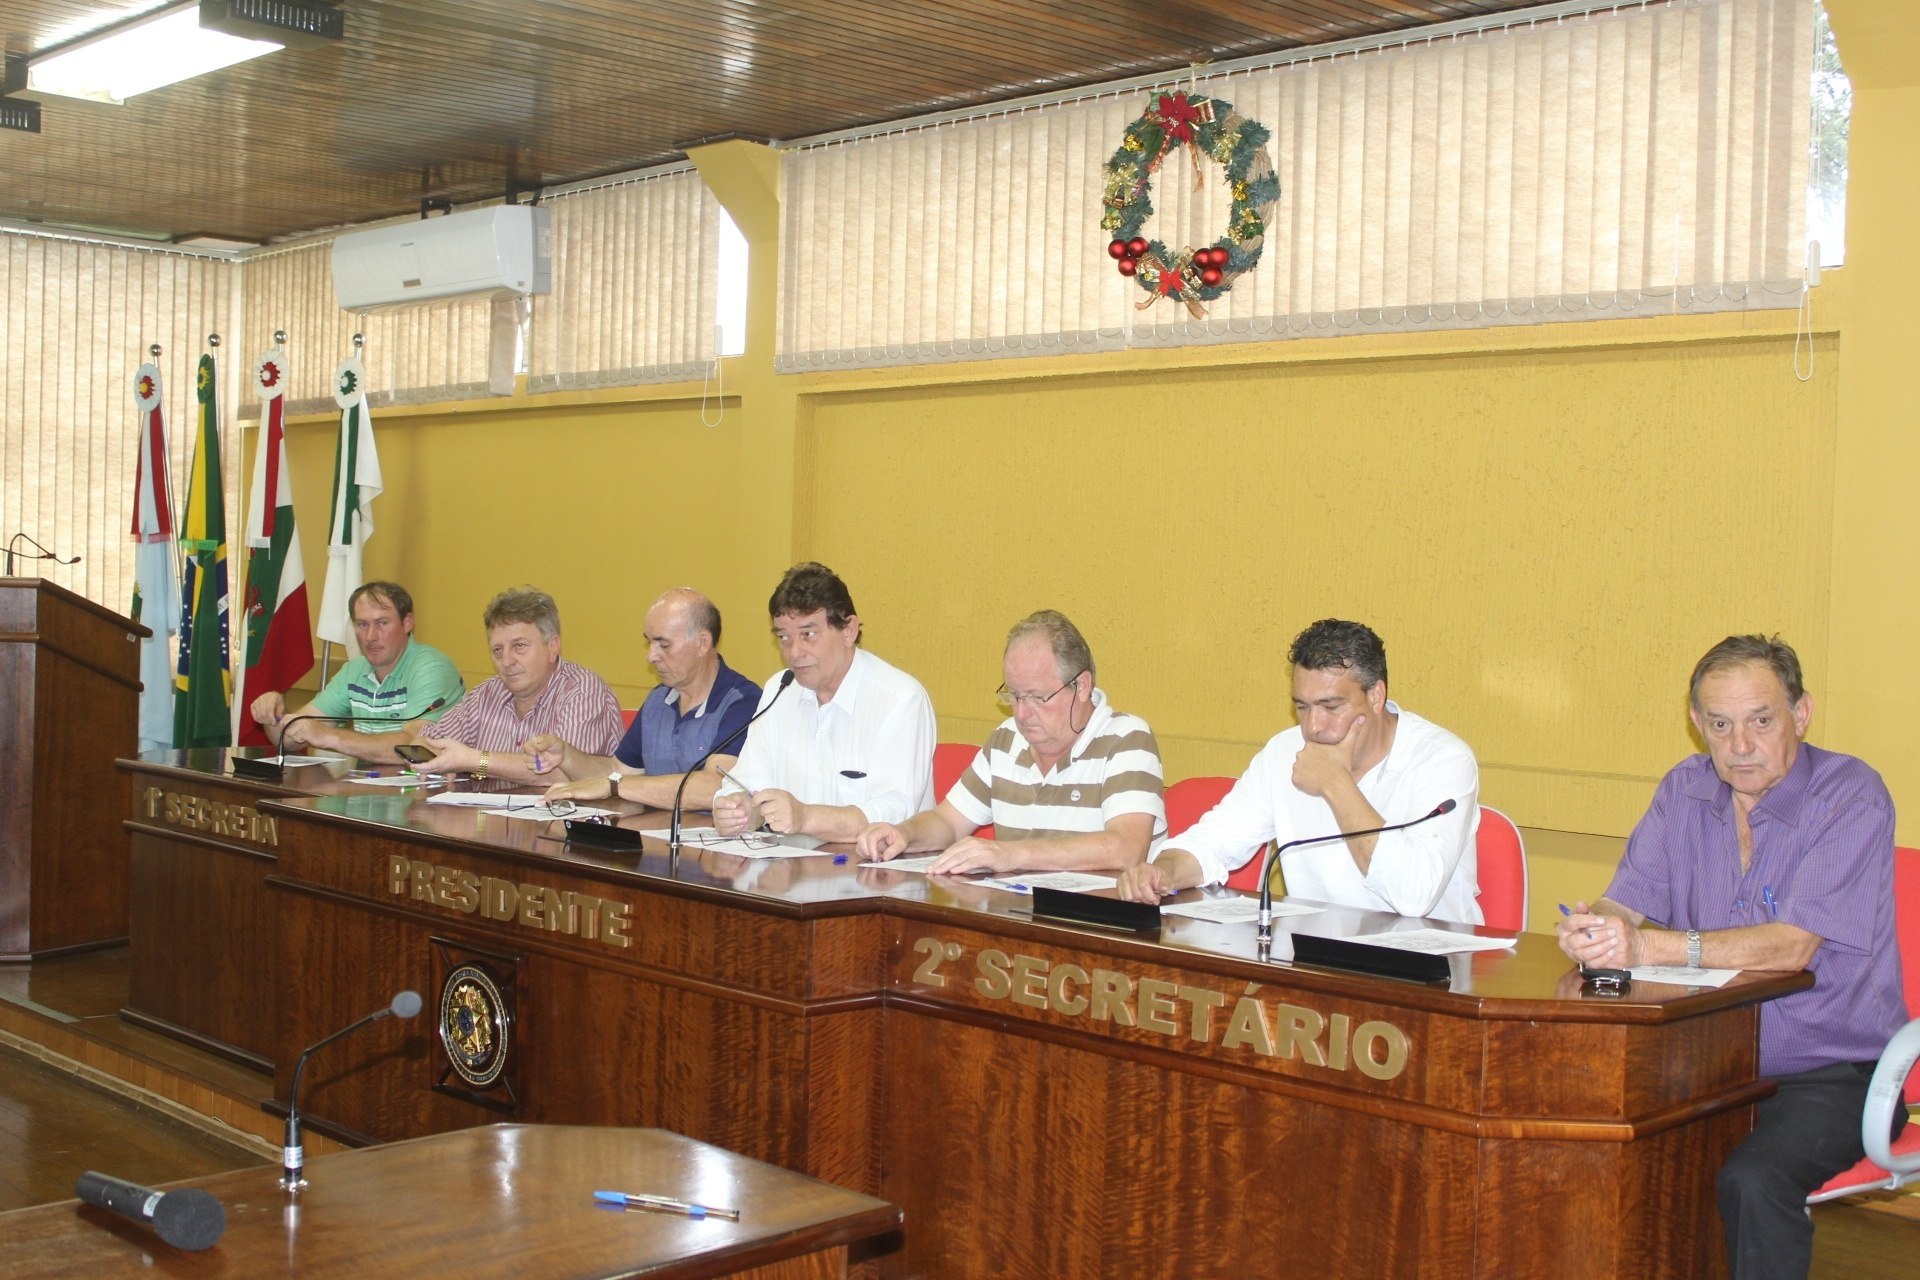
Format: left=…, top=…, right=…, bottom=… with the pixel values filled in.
left=281, top=989, right=423, bottom=1192
left=5, top=532, right=82, bottom=577
left=75, top=1172, right=226, bottom=1251
left=669, top=669, right=795, bottom=857
left=1255, top=799, right=1459, bottom=943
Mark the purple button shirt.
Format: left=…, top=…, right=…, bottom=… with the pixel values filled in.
left=1605, top=744, right=1906, bottom=1077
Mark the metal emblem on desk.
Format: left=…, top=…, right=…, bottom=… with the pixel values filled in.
left=439, top=964, right=511, bottom=1089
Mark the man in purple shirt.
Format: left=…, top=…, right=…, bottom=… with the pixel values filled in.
left=1559, top=634, right=1907, bottom=1280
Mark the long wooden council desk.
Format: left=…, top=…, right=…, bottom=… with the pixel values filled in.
left=120, top=753, right=1805, bottom=1278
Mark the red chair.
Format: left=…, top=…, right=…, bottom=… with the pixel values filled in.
left=620, top=708, right=639, bottom=730
left=1160, top=776, right=1263, bottom=890
left=1474, top=806, right=1528, bottom=934
left=933, top=741, right=993, bottom=839
left=1807, top=845, right=1920, bottom=1202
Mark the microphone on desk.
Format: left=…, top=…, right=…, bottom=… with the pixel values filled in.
left=273, top=697, right=449, bottom=753
left=669, top=669, right=795, bottom=857
left=1255, top=799, right=1459, bottom=944
left=281, top=989, right=423, bottom=1193
left=5, top=532, right=82, bottom=577
left=74, top=1171, right=226, bottom=1251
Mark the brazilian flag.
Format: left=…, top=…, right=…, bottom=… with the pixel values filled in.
left=174, top=352, right=233, bottom=748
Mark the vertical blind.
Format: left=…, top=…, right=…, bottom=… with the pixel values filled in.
left=0, top=229, right=240, bottom=612
left=777, top=0, right=1814, bottom=368
left=527, top=167, right=720, bottom=391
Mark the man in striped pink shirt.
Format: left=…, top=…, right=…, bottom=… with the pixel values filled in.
left=413, top=586, right=622, bottom=785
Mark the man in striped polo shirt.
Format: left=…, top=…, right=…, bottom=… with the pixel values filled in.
left=856, top=610, right=1165, bottom=875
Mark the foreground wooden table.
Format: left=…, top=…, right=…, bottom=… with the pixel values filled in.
left=0, top=1124, right=901, bottom=1278
left=118, top=754, right=1809, bottom=1278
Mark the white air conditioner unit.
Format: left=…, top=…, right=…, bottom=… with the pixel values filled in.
left=331, top=205, right=551, bottom=311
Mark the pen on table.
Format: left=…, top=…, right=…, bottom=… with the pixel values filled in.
left=593, top=1190, right=740, bottom=1221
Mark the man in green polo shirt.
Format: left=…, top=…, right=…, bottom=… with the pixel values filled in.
left=248, top=580, right=464, bottom=763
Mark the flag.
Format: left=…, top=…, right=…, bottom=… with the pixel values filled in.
left=130, top=360, right=180, bottom=753
left=235, top=346, right=313, bottom=747
left=315, top=352, right=383, bottom=647
left=173, top=351, right=233, bottom=748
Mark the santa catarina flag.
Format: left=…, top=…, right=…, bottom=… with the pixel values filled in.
left=236, top=345, right=314, bottom=747
left=173, top=351, right=233, bottom=748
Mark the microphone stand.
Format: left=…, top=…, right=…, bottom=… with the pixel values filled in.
left=5, top=532, right=81, bottom=577
left=282, top=991, right=422, bottom=1192
left=1255, top=799, right=1460, bottom=946
left=669, top=669, right=795, bottom=860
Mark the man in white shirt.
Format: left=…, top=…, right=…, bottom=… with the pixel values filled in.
left=1115, top=618, right=1482, bottom=923
left=714, top=562, right=935, bottom=841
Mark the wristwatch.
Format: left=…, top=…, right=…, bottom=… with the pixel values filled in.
left=606, top=771, right=623, bottom=801
left=1686, top=929, right=1703, bottom=969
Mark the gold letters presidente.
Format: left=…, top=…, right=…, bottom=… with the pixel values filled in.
left=387, top=854, right=633, bottom=949
left=909, top=934, right=1409, bottom=1079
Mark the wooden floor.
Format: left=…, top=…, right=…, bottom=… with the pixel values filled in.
left=0, top=950, right=1915, bottom=1277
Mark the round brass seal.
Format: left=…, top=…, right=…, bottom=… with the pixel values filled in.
left=439, top=964, right=510, bottom=1088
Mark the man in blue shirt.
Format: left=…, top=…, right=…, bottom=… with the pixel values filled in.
left=249, top=580, right=464, bottom=764
left=534, top=587, right=759, bottom=810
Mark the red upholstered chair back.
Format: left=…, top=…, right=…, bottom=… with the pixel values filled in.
left=620, top=707, right=638, bottom=729
left=933, top=741, right=993, bottom=839
left=1895, top=846, right=1920, bottom=1104
left=1160, top=776, right=1261, bottom=891
left=1474, top=806, right=1528, bottom=934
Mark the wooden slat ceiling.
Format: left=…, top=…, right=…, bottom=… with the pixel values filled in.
left=0, top=0, right=1548, bottom=243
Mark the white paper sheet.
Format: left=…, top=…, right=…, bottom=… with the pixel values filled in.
left=482, top=803, right=613, bottom=821
left=1344, top=927, right=1517, bottom=955
left=427, top=791, right=540, bottom=806
left=675, top=827, right=824, bottom=858
left=1627, top=965, right=1739, bottom=988
left=264, top=753, right=348, bottom=767
left=859, top=853, right=945, bottom=873
left=1159, top=897, right=1322, bottom=924
left=347, top=772, right=441, bottom=788
left=975, top=872, right=1118, bottom=896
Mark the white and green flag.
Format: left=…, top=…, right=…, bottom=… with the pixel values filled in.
left=315, top=353, right=383, bottom=647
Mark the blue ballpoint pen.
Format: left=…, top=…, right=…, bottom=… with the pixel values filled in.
left=1763, top=886, right=1778, bottom=916
left=594, top=1190, right=740, bottom=1220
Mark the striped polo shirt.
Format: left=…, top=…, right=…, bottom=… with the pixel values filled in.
left=945, top=690, right=1166, bottom=840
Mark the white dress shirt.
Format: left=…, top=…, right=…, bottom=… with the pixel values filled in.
left=1155, top=702, right=1483, bottom=924
left=722, top=648, right=935, bottom=826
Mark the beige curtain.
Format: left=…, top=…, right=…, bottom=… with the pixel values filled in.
left=777, top=0, right=1813, bottom=368
left=527, top=168, right=719, bottom=391
left=240, top=238, right=505, bottom=418
left=0, top=228, right=240, bottom=614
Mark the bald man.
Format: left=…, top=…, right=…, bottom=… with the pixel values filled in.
left=532, top=588, right=761, bottom=809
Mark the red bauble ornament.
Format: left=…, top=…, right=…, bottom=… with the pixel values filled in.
left=1117, top=258, right=1138, bottom=277
left=1207, top=247, right=1228, bottom=268
left=1126, top=237, right=1148, bottom=258
left=1201, top=267, right=1224, bottom=287
left=1108, top=239, right=1129, bottom=260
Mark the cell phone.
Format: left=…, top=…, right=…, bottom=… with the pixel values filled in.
left=393, top=743, right=436, bottom=765
left=1580, top=965, right=1632, bottom=996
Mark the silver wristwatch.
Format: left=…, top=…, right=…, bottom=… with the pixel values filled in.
left=1686, top=929, right=1703, bottom=969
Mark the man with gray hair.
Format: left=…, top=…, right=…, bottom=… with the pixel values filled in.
left=1116, top=618, right=1482, bottom=922
left=410, top=586, right=622, bottom=785
left=857, top=609, right=1165, bottom=874
left=1557, top=634, right=1907, bottom=1280
left=530, top=587, right=760, bottom=809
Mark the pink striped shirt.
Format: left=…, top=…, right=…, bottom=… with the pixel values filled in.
left=423, top=658, right=621, bottom=756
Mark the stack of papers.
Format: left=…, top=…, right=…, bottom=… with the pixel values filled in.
left=1344, top=928, right=1516, bottom=955
left=1160, top=898, right=1321, bottom=924
left=1628, top=965, right=1739, bottom=988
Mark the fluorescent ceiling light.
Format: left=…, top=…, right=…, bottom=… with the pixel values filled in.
left=29, top=3, right=281, bottom=105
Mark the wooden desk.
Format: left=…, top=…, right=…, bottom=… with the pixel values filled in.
left=0, top=1123, right=902, bottom=1278
left=235, top=784, right=1803, bottom=1280
left=2, top=578, right=144, bottom=960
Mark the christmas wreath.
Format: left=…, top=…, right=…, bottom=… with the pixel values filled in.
left=1100, top=89, right=1281, bottom=318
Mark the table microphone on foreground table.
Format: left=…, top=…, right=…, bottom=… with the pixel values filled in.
left=670, top=670, right=795, bottom=857
left=74, top=1172, right=226, bottom=1251
left=274, top=697, right=448, bottom=751
left=281, top=990, right=423, bottom=1192
left=1255, top=799, right=1459, bottom=944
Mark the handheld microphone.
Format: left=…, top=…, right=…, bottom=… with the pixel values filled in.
left=75, top=1172, right=226, bottom=1251
left=281, top=989, right=423, bottom=1192
left=1255, top=799, right=1459, bottom=942
left=5, top=532, right=82, bottom=577
left=670, top=669, right=795, bottom=857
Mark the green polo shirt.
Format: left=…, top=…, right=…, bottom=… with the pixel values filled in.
left=310, top=639, right=465, bottom=732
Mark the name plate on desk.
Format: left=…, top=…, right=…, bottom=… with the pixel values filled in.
left=386, top=854, right=635, bottom=950
left=139, top=784, right=280, bottom=848
left=898, top=926, right=1412, bottom=1084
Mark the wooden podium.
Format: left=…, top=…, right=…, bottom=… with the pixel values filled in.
left=0, top=578, right=145, bottom=961
left=0, top=1124, right=903, bottom=1278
